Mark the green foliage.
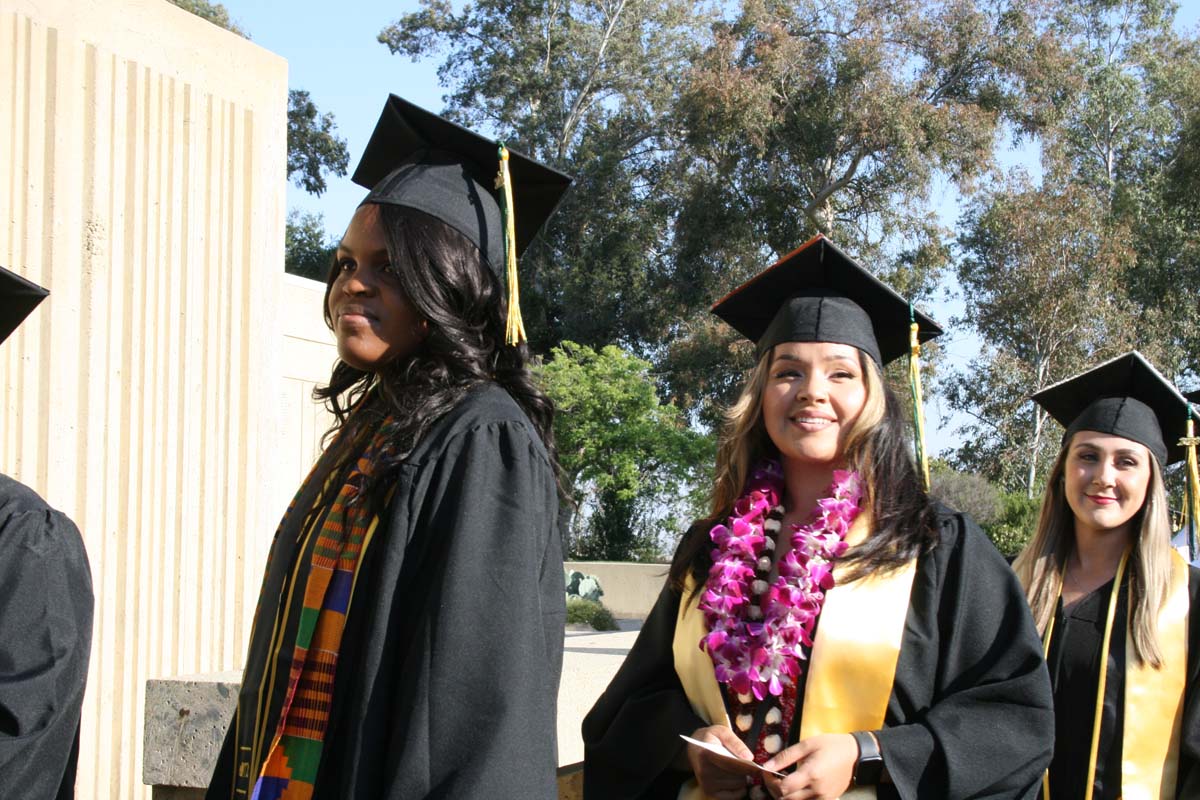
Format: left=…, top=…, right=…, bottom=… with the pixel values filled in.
left=169, top=0, right=247, bottom=36
left=1007, top=0, right=1200, bottom=379
left=566, top=596, right=619, bottom=631
left=285, top=209, right=336, bottom=282
left=380, top=0, right=714, bottom=355
left=673, top=0, right=1007, bottom=264
left=539, top=342, right=714, bottom=561
left=982, top=491, right=1042, bottom=557
left=929, top=462, right=1002, bottom=525
left=943, top=178, right=1139, bottom=494
left=287, top=90, right=350, bottom=197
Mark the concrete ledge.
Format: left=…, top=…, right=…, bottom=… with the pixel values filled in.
left=565, top=561, right=669, bottom=619
left=143, top=672, right=241, bottom=789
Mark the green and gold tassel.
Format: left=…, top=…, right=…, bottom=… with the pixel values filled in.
left=1182, top=410, right=1200, bottom=561
left=908, top=305, right=931, bottom=491
left=495, top=143, right=525, bottom=346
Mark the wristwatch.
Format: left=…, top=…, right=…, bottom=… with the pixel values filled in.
left=850, top=730, right=884, bottom=786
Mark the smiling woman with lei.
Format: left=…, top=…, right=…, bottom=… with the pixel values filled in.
left=1013, top=352, right=1200, bottom=800
left=582, top=236, right=1055, bottom=800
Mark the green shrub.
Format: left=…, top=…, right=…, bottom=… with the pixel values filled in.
left=983, top=492, right=1042, bottom=557
left=566, top=596, right=618, bottom=631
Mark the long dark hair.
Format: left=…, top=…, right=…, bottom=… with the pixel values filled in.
left=668, top=348, right=938, bottom=594
left=314, top=203, right=557, bottom=504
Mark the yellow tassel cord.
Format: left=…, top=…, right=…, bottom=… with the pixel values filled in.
left=495, top=144, right=525, bottom=346
left=908, top=309, right=930, bottom=491
left=1183, top=414, right=1200, bottom=561
left=1040, top=547, right=1132, bottom=800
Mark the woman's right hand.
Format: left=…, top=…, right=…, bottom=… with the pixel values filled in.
left=686, top=724, right=754, bottom=800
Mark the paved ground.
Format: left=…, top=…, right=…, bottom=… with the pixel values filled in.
left=556, top=619, right=643, bottom=765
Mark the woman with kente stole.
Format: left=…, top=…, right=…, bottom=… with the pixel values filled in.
left=582, top=235, right=1054, bottom=800
left=1013, top=351, right=1200, bottom=799
left=207, top=95, right=572, bottom=799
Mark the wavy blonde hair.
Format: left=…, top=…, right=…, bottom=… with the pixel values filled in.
left=1013, top=437, right=1175, bottom=668
left=709, top=347, right=887, bottom=517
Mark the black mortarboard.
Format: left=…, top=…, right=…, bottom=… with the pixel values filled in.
left=1031, top=351, right=1190, bottom=465
left=710, top=235, right=942, bottom=364
left=0, top=266, right=48, bottom=345
left=351, top=94, right=572, bottom=273
left=1187, top=388, right=1199, bottom=408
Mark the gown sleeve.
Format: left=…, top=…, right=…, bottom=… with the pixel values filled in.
left=581, top=579, right=708, bottom=799
left=1172, top=566, right=1200, bottom=798
left=875, top=512, right=1054, bottom=800
left=0, top=485, right=94, bottom=800
left=377, top=419, right=565, bottom=800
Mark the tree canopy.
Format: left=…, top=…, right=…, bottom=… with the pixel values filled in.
left=186, top=0, right=1200, bottom=554
left=539, top=341, right=713, bottom=560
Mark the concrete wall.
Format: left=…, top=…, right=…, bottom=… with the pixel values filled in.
left=0, top=1, right=336, bottom=796
left=565, top=561, right=669, bottom=619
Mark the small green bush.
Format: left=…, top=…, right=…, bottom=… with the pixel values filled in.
left=566, top=596, right=618, bottom=631
left=983, top=491, right=1042, bottom=557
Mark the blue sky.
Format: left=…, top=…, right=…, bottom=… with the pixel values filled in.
left=221, top=0, right=1199, bottom=451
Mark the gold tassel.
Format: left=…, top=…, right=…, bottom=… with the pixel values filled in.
left=1182, top=415, right=1200, bottom=559
left=908, top=317, right=931, bottom=491
left=495, top=144, right=525, bottom=346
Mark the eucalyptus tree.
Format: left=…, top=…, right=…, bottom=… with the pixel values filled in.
left=943, top=177, right=1138, bottom=495
left=380, top=0, right=716, bottom=353
left=1013, top=0, right=1200, bottom=377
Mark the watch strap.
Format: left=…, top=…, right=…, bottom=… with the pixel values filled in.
left=850, top=730, right=884, bottom=786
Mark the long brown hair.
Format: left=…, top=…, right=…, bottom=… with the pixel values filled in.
left=1013, top=436, right=1174, bottom=667
left=314, top=205, right=557, bottom=506
left=669, top=346, right=938, bottom=593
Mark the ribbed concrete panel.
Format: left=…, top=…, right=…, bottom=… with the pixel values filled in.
left=0, top=1, right=318, bottom=796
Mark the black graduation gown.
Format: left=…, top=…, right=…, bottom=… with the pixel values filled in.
left=0, top=474, right=93, bottom=800
left=582, top=509, right=1055, bottom=799
left=207, top=384, right=566, bottom=799
left=1043, top=567, right=1200, bottom=799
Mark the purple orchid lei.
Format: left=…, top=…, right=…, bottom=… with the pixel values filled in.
left=699, top=461, right=863, bottom=702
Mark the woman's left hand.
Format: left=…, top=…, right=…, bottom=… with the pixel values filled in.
left=760, top=733, right=858, bottom=800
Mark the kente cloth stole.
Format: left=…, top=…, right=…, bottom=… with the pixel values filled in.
left=673, top=514, right=918, bottom=800
left=249, top=418, right=397, bottom=800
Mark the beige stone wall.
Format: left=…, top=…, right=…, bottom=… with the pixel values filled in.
left=0, top=0, right=337, bottom=796
left=565, top=561, right=669, bottom=619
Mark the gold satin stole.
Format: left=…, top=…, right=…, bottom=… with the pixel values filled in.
left=1121, top=550, right=1189, bottom=800
left=672, top=514, right=918, bottom=800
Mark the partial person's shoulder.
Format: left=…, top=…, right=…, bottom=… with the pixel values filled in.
left=1186, top=561, right=1200, bottom=599
left=0, top=473, right=86, bottom=557
left=925, top=501, right=1013, bottom=571
left=409, top=383, right=548, bottom=466
left=0, top=472, right=53, bottom=519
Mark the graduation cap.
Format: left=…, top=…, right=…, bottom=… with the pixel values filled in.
left=351, top=95, right=573, bottom=344
left=1031, top=351, right=1191, bottom=466
left=0, top=266, right=48, bottom=345
left=710, top=234, right=942, bottom=365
